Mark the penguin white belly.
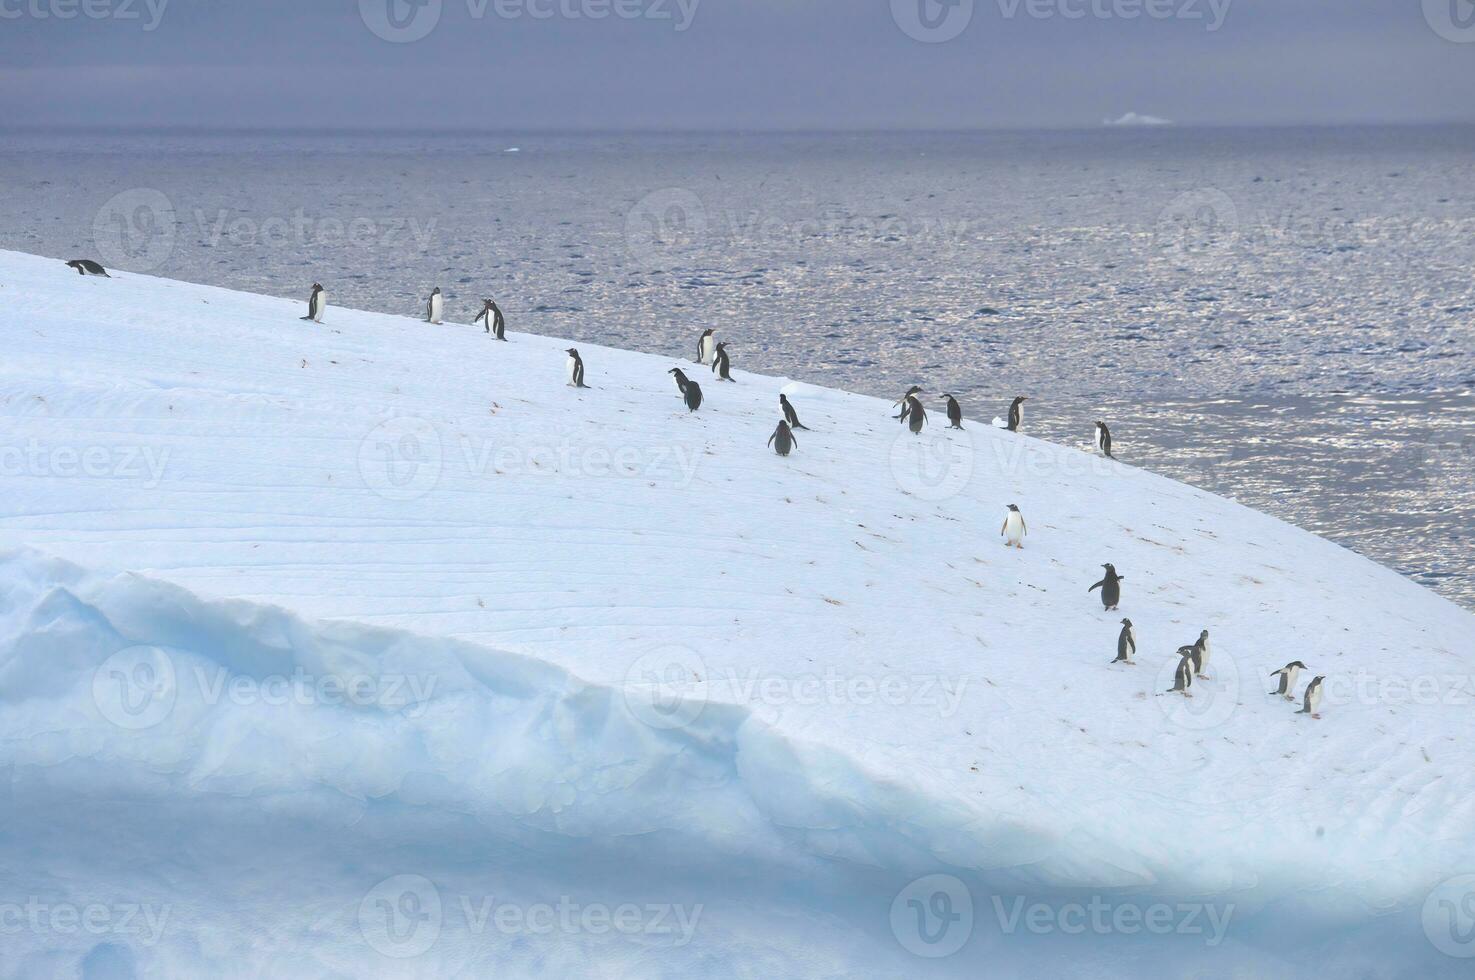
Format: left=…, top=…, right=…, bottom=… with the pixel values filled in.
left=1094, top=427, right=1102, bottom=452
left=1004, top=513, right=1025, bottom=545
left=1305, top=685, right=1322, bottom=713
left=429, top=296, right=443, bottom=324
left=566, top=358, right=577, bottom=384
left=314, top=293, right=327, bottom=321
left=701, top=339, right=715, bottom=365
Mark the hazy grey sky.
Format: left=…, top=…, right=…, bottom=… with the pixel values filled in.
left=2, top=0, right=1471, bottom=129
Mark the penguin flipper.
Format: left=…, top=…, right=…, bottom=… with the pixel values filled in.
left=1089, top=580, right=1103, bottom=592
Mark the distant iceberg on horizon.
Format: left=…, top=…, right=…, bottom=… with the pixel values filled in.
left=1103, top=111, right=1174, bottom=127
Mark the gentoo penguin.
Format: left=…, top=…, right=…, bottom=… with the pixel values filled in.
left=566, top=348, right=589, bottom=389
left=894, top=386, right=922, bottom=422
left=1297, top=676, right=1326, bottom=719
left=425, top=287, right=443, bottom=325
left=669, top=367, right=691, bottom=398
left=779, top=394, right=808, bottom=431
left=681, top=377, right=704, bottom=412
left=302, top=283, right=327, bottom=323
left=942, top=394, right=964, bottom=430
left=696, top=329, right=717, bottom=366
left=1007, top=396, right=1028, bottom=433
left=711, top=342, right=735, bottom=382
left=1165, top=652, right=1195, bottom=698
left=1094, top=421, right=1114, bottom=458
left=1113, top=618, right=1136, bottom=664
left=475, top=300, right=507, bottom=340
left=901, top=395, right=928, bottom=434
left=1000, top=504, right=1026, bottom=549
left=1269, top=661, right=1307, bottom=700
left=66, top=259, right=110, bottom=277
left=1189, top=629, right=1211, bottom=678
left=768, top=420, right=797, bottom=456
left=1089, top=564, right=1124, bottom=611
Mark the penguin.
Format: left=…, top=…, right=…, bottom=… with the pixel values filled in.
left=901, top=395, right=928, bottom=434
left=1269, top=661, right=1307, bottom=700
left=942, top=394, right=964, bottom=430
left=681, top=377, right=704, bottom=412
left=894, top=386, right=923, bottom=422
left=1113, top=618, right=1136, bottom=664
left=1165, top=653, right=1195, bottom=698
left=1088, top=563, right=1124, bottom=610
left=1094, top=421, right=1114, bottom=458
left=768, top=420, right=797, bottom=456
left=696, top=329, right=717, bottom=366
left=1189, top=629, right=1211, bottom=679
left=66, top=259, right=110, bottom=277
left=566, top=348, right=589, bottom=389
left=475, top=300, right=507, bottom=340
left=302, top=283, right=327, bottom=323
left=1007, top=396, right=1028, bottom=432
left=1297, top=676, right=1326, bottom=719
left=1000, top=504, right=1026, bottom=549
left=669, top=367, right=691, bottom=398
left=779, top=394, right=809, bottom=431
left=711, top=342, right=735, bottom=382
left=426, top=287, right=443, bottom=325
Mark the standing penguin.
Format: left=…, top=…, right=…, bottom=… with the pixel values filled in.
left=475, top=300, right=507, bottom=340
left=696, top=329, right=717, bottom=366
left=1113, top=618, right=1136, bottom=664
left=1000, top=504, right=1027, bottom=549
left=711, top=342, right=735, bottom=382
left=1165, top=652, right=1195, bottom=698
left=426, top=287, right=444, bottom=325
left=1088, top=564, right=1124, bottom=611
left=1007, top=396, right=1028, bottom=432
left=302, top=283, right=327, bottom=323
left=1189, top=630, right=1211, bottom=679
left=566, top=348, right=589, bottom=389
left=1269, top=661, right=1307, bottom=700
left=681, top=377, right=704, bottom=412
left=942, top=394, right=964, bottom=430
left=779, top=394, right=809, bottom=431
left=894, top=386, right=923, bottom=422
left=901, top=394, right=928, bottom=434
left=66, top=259, right=110, bottom=277
left=1297, top=676, right=1326, bottom=719
left=768, top=420, right=797, bottom=456
left=1094, top=421, right=1114, bottom=458
left=669, top=367, right=691, bottom=398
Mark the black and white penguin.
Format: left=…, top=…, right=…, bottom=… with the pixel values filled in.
left=475, top=300, right=507, bottom=340
left=1297, top=676, right=1326, bottom=719
left=1113, top=618, right=1136, bottom=664
left=566, top=348, right=589, bottom=389
left=1088, top=564, right=1124, bottom=610
left=779, top=394, right=808, bottom=431
left=1000, top=504, right=1026, bottom=549
left=302, top=283, right=327, bottom=323
left=1165, top=653, right=1195, bottom=698
left=1094, top=421, right=1114, bottom=458
left=66, top=259, right=110, bottom=277
left=894, top=386, right=923, bottom=422
left=1269, top=661, right=1307, bottom=700
left=768, top=420, right=797, bottom=456
left=1189, top=629, right=1211, bottom=678
left=901, top=394, right=928, bottom=434
left=942, top=394, right=964, bottom=430
left=669, top=367, right=691, bottom=398
left=696, top=329, right=717, bottom=366
left=1007, top=396, right=1028, bottom=432
left=682, top=377, right=704, bottom=412
left=712, top=342, right=735, bottom=382
left=426, top=287, right=443, bottom=325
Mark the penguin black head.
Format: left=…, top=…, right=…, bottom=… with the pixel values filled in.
left=431, top=286, right=440, bottom=294
left=1102, top=563, right=1117, bottom=574
left=311, top=282, right=323, bottom=291
left=716, top=342, right=727, bottom=350
left=1121, top=617, right=1132, bottom=626
left=905, top=385, right=922, bottom=396
left=1014, top=395, right=1028, bottom=403
left=1286, top=660, right=1307, bottom=670
left=566, top=348, right=579, bottom=356
left=1007, top=504, right=1020, bottom=512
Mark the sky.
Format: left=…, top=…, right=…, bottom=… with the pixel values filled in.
left=1, top=0, right=1471, bottom=130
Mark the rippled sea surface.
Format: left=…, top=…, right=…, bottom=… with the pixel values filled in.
left=2, top=127, right=1472, bottom=606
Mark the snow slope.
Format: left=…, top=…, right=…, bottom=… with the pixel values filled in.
left=1, top=249, right=1473, bottom=977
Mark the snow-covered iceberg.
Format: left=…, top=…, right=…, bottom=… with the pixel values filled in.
left=1, top=249, right=1471, bottom=977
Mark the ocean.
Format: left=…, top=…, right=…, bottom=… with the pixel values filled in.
left=2, top=126, right=1472, bottom=607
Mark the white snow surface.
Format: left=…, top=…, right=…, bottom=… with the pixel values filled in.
left=1, top=249, right=1473, bottom=977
